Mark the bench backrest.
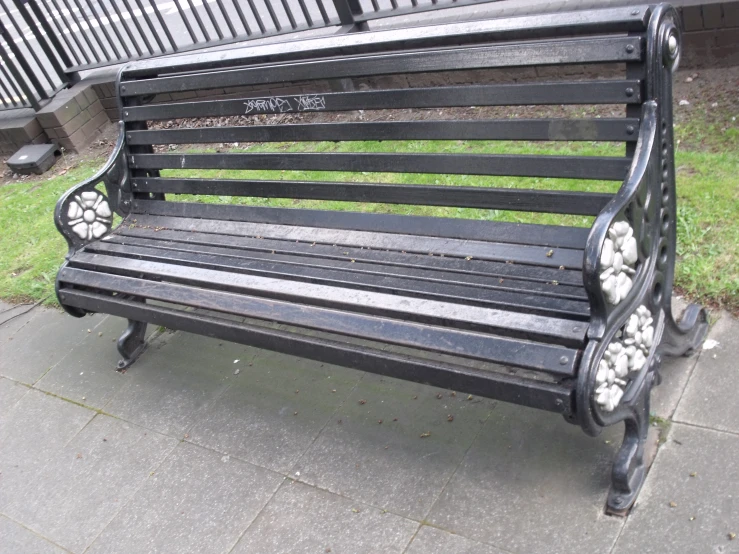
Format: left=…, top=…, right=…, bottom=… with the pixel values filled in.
left=117, top=5, right=658, bottom=229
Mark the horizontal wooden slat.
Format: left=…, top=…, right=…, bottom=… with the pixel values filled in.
left=131, top=202, right=590, bottom=249
left=102, top=233, right=587, bottom=299
left=127, top=211, right=585, bottom=268
left=133, top=178, right=612, bottom=216
left=123, top=81, right=643, bottom=122
left=120, top=37, right=642, bottom=97
left=113, top=227, right=585, bottom=287
left=127, top=119, right=640, bottom=145
left=67, top=253, right=587, bottom=345
left=122, top=6, right=649, bottom=79
left=85, top=241, right=589, bottom=318
left=57, top=289, right=578, bottom=413
left=60, top=267, right=580, bottom=374
left=130, top=152, right=631, bottom=181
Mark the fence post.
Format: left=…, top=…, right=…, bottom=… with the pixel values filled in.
left=332, top=0, right=363, bottom=27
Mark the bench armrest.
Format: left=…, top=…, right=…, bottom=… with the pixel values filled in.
left=54, top=122, right=129, bottom=257
left=583, top=101, right=658, bottom=340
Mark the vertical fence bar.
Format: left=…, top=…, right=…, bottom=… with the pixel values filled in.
left=214, top=0, right=237, bottom=38
left=84, top=0, right=119, bottom=59
left=332, top=0, right=358, bottom=25
left=62, top=0, right=101, bottom=62
left=201, top=0, right=224, bottom=40
left=186, top=0, right=211, bottom=42
left=133, top=0, right=166, bottom=53
left=18, top=0, right=73, bottom=74
left=280, top=0, right=298, bottom=29
left=0, top=63, right=26, bottom=107
left=0, top=0, right=55, bottom=88
left=110, top=0, right=143, bottom=57
left=0, top=65, right=21, bottom=107
left=72, top=0, right=110, bottom=60
left=246, top=0, right=266, bottom=33
left=230, top=0, right=252, bottom=36
left=296, top=0, right=313, bottom=27
left=50, top=0, right=91, bottom=64
left=263, top=0, right=282, bottom=31
left=148, top=0, right=178, bottom=51
left=315, top=0, right=330, bottom=24
left=121, top=0, right=155, bottom=54
left=98, top=0, right=132, bottom=58
left=173, top=0, right=198, bottom=43
left=0, top=37, right=40, bottom=109
left=38, top=0, right=81, bottom=66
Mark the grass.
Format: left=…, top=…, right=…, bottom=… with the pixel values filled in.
left=1, top=123, right=737, bottom=311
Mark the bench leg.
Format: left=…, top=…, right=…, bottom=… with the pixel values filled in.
left=605, top=369, right=656, bottom=515
left=659, top=303, right=708, bottom=358
left=117, top=319, right=148, bottom=370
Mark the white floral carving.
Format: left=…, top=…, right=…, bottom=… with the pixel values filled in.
left=595, top=305, right=654, bottom=412
left=67, top=190, right=112, bottom=240
left=600, top=220, right=638, bottom=305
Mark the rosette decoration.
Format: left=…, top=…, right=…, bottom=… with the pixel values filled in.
left=595, top=305, right=655, bottom=412
left=66, top=190, right=113, bottom=241
left=600, top=220, right=639, bottom=306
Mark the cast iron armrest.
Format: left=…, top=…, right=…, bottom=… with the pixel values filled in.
left=54, top=122, right=129, bottom=258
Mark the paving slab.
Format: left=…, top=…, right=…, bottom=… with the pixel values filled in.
left=426, top=402, right=625, bottom=554
left=0, top=307, right=105, bottom=384
left=35, top=316, right=159, bottom=409
left=0, top=515, right=68, bottom=554
left=0, top=388, right=95, bottom=511
left=613, top=423, right=739, bottom=554
left=3, top=414, right=177, bottom=554
left=0, top=303, right=37, bottom=342
left=188, top=348, right=362, bottom=474
left=405, top=526, right=508, bottom=554
left=293, top=373, right=494, bottom=520
left=0, top=302, right=35, bottom=325
left=87, top=442, right=283, bottom=554
left=231, top=481, right=417, bottom=554
left=0, top=376, right=29, bottom=419
left=102, top=331, right=247, bottom=437
left=674, top=313, right=739, bottom=434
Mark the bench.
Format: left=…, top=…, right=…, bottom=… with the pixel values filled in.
left=54, top=3, right=708, bottom=514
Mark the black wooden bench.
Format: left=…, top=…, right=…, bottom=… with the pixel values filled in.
left=54, top=3, right=708, bottom=513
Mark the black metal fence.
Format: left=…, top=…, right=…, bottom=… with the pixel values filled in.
left=0, top=0, right=498, bottom=111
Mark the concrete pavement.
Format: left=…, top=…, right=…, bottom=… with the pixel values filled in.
left=0, top=299, right=737, bottom=553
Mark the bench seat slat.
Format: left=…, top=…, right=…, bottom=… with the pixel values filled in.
left=85, top=241, right=589, bottom=318
left=134, top=178, right=613, bottom=216
left=68, top=252, right=587, bottom=346
left=127, top=213, right=585, bottom=269
left=131, top=152, right=631, bottom=181
left=128, top=119, right=640, bottom=145
left=121, top=37, right=642, bottom=97
left=101, top=234, right=587, bottom=299
left=56, top=289, right=577, bottom=412
left=131, top=202, right=589, bottom=249
left=59, top=267, right=581, bottom=375
left=123, top=81, right=643, bottom=122
left=114, top=227, right=585, bottom=287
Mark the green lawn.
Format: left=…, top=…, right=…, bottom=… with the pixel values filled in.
left=1, top=129, right=736, bottom=311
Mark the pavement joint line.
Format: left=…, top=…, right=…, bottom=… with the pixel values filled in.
left=80, top=418, right=181, bottom=554
left=0, top=513, right=75, bottom=554
left=410, top=400, right=507, bottom=550
left=661, top=349, right=704, bottom=420
left=288, top=369, right=368, bottom=471
left=401, top=523, right=424, bottom=554
left=667, top=419, right=739, bottom=439
left=27, top=313, right=112, bottom=388
left=224, top=371, right=371, bottom=554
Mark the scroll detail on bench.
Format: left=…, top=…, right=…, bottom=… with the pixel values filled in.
left=54, top=3, right=707, bottom=515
